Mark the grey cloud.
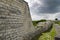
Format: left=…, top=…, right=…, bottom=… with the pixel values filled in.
left=31, top=0, right=60, bottom=13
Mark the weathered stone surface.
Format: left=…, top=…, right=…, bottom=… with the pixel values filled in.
left=54, top=24, right=60, bottom=40
left=0, top=0, right=35, bottom=40
left=37, top=21, right=53, bottom=32
left=0, top=0, right=53, bottom=40
left=54, top=24, right=60, bottom=35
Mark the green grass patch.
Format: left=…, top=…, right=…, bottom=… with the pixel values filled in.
left=32, top=25, right=56, bottom=40
left=39, top=27, right=56, bottom=40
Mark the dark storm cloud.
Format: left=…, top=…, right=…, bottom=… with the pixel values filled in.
left=31, top=0, right=60, bottom=13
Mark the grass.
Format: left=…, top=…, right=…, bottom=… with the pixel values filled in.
left=32, top=25, right=56, bottom=40
left=39, top=26, right=56, bottom=40
left=54, top=21, right=60, bottom=25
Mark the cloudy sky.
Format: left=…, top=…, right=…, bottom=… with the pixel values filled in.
left=25, top=0, right=60, bottom=20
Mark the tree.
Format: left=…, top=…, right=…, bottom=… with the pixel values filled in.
left=55, top=18, right=58, bottom=21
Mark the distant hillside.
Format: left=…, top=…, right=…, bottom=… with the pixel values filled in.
left=54, top=20, right=60, bottom=25
left=32, top=19, right=46, bottom=26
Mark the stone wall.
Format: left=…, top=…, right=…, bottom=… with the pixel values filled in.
left=0, top=0, right=35, bottom=40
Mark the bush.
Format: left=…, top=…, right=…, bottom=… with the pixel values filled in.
left=55, top=18, right=58, bottom=21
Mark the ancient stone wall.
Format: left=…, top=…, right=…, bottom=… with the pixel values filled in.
left=0, top=0, right=53, bottom=40
left=0, top=0, right=35, bottom=40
